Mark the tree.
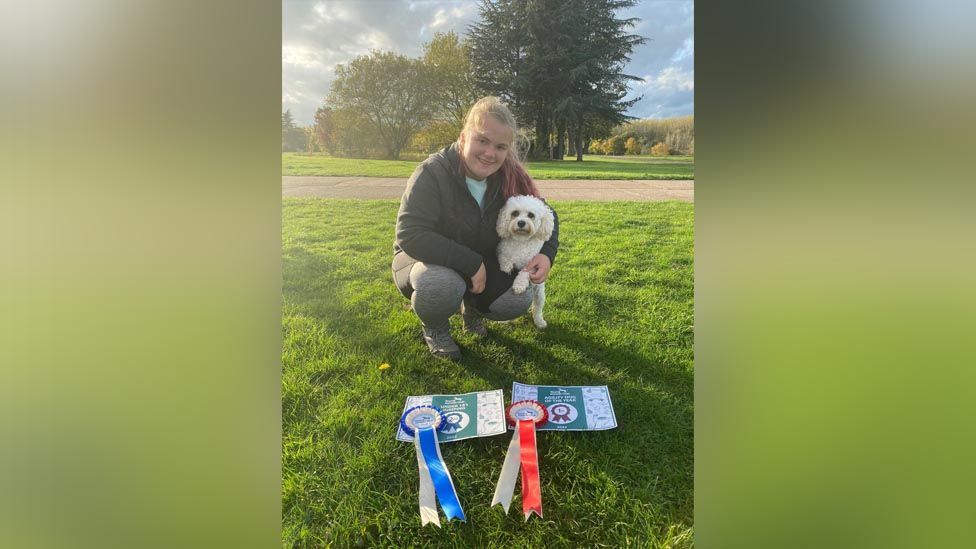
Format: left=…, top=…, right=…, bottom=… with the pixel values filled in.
left=312, top=106, right=376, bottom=156
left=551, top=0, right=646, bottom=161
left=409, top=120, right=460, bottom=155
left=468, top=0, right=529, bottom=108
left=468, top=0, right=646, bottom=161
left=312, top=106, right=336, bottom=154
left=304, top=127, right=319, bottom=153
left=422, top=32, right=480, bottom=131
left=325, top=51, right=433, bottom=159
left=281, top=109, right=305, bottom=152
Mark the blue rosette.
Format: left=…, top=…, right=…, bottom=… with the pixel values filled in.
left=400, top=405, right=465, bottom=525
left=400, top=405, right=446, bottom=437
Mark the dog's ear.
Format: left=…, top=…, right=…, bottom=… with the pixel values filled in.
left=538, top=205, right=555, bottom=241
left=497, top=203, right=511, bottom=238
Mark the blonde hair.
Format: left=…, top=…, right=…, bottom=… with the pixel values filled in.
left=459, top=96, right=538, bottom=198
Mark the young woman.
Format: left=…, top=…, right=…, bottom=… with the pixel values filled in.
left=392, top=97, right=559, bottom=360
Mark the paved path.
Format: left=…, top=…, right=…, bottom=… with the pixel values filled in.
left=282, top=176, right=693, bottom=202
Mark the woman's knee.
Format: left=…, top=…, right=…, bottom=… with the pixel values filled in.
left=409, top=263, right=467, bottom=307
left=483, top=288, right=532, bottom=321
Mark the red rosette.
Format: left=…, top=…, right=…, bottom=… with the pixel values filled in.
left=505, top=400, right=549, bottom=427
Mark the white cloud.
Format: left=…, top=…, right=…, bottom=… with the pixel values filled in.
left=282, top=45, right=328, bottom=69
left=642, top=67, right=694, bottom=92
left=430, top=9, right=449, bottom=29
left=671, top=36, right=694, bottom=63
left=354, top=29, right=393, bottom=51
left=312, top=1, right=352, bottom=23
left=626, top=66, right=694, bottom=119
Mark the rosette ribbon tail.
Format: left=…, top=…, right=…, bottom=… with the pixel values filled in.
left=490, top=428, right=522, bottom=513
left=518, top=419, right=543, bottom=519
left=413, top=434, right=440, bottom=527
left=418, top=427, right=466, bottom=522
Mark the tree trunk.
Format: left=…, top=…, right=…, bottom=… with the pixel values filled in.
left=555, top=121, right=566, bottom=161
left=575, top=121, right=584, bottom=161
left=532, top=106, right=550, bottom=161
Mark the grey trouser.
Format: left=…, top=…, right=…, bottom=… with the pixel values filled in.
left=405, top=262, right=532, bottom=329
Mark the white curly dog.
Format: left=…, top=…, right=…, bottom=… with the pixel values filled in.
left=496, top=195, right=554, bottom=329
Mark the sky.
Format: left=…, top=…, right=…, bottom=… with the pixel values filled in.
left=283, top=0, right=694, bottom=126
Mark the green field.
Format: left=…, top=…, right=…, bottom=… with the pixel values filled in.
left=283, top=153, right=694, bottom=180
left=282, top=199, right=694, bottom=547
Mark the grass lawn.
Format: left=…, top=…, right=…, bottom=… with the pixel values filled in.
left=283, top=152, right=694, bottom=180
left=282, top=199, right=694, bottom=547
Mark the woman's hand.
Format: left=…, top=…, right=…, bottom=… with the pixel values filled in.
left=523, top=254, right=552, bottom=283
left=470, top=262, right=487, bottom=294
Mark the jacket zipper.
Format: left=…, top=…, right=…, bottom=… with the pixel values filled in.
left=482, top=181, right=500, bottom=221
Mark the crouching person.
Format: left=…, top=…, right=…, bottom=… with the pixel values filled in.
left=391, top=97, right=559, bottom=360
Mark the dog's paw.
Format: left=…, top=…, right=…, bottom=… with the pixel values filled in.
left=533, top=317, right=548, bottom=329
left=512, top=278, right=529, bottom=294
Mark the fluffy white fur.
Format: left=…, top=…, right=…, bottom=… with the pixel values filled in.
left=496, top=195, right=554, bottom=329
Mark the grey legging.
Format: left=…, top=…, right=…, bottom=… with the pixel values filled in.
left=408, top=262, right=531, bottom=329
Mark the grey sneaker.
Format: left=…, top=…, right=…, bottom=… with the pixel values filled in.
left=421, top=324, right=461, bottom=361
left=461, top=302, right=488, bottom=337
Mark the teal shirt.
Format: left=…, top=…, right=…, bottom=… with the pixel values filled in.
left=465, top=176, right=488, bottom=209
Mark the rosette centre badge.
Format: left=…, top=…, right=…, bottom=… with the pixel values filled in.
left=490, top=400, right=548, bottom=520
left=440, top=411, right=469, bottom=434
left=400, top=405, right=466, bottom=526
left=547, top=403, right=578, bottom=424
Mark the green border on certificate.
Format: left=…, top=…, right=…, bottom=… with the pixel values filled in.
left=511, top=382, right=618, bottom=431
left=396, top=389, right=506, bottom=443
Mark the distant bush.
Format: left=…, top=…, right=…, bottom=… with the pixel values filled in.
left=605, top=136, right=626, bottom=155
left=650, top=142, right=671, bottom=156
left=612, top=116, right=694, bottom=155
left=587, top=139, right=604, bottom=155
left=625, top=137, right=641, bottom=155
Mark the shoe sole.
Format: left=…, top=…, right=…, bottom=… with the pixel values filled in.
left=431, top=350, right=461, bottom=361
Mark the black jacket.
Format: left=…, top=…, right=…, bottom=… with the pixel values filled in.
left=393, top=143, right=559, bottom=312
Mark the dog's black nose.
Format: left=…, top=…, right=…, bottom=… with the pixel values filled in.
left=517, top=220, right=525, bottom=228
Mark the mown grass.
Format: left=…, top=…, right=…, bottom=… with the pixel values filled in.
left=282, top=198, right=694, bottom=547
left=282, top=153, right=694, bottom=180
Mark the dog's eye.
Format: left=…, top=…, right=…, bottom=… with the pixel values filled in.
left=510, top=210, right=519, bottom=217
left=528, top=212, right=535, bottom=219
